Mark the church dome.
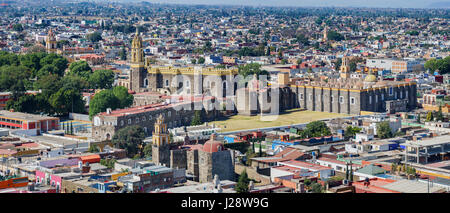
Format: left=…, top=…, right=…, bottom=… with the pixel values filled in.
left=202, top=134, right=224, bottom=153
left=364, top=74, right=377, bottom=82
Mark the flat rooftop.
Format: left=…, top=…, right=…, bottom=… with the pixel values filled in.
left=404, top=135, right=450, bottom=147
left=28, top=135, right=81, bottom=148
left=162, top=180, right=236, bottom=193
left=0, top=110, right=58, bottom=122
left=382, top=179, right=445, bottom=193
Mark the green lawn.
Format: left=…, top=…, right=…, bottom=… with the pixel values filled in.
left=211, top=109, right=350, bottom=133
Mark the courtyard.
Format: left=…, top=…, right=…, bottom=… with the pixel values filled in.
left=210, top=109, right=351, bottom=133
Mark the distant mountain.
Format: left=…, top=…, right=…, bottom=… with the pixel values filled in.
left=427, top=1, right=450, bottom=8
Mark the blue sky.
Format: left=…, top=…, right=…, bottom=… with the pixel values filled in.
left=135, top=0, right=450, bottom=8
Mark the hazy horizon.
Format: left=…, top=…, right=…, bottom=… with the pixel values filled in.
left=120, top=0, right=450, bottom=9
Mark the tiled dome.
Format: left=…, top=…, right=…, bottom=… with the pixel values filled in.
left=202, top=134, right=224, bottom=153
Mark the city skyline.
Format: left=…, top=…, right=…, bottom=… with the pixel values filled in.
left=126, top=0, right=450, bottom=8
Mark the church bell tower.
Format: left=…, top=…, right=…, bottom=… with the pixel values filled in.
left=152, top=114, right=170, bottom=166
left=130, top=27, right=146, bottom=93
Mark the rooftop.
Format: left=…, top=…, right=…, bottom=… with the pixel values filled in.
left=0, top=110, right=58, bottom=122
left=382, top=179, right=445, bottom=193
left=404, top=135, right=450, bottom=147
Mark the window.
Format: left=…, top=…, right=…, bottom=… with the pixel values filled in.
left=331, top=95, right=334, bottom=103
left=381, top=93, right=384, bottom=101
left=142, top=116, right=146, bottom=121
left=136, top=117, right=139, bottom=123
left=120, top=120, right=124, bottom=126
left=406, top=90, right=408, bottom=98
left=369, top=96, right=372, bottom=104
left=300, top=93, right=304, bottom=100
left=339, top=96, right=344, bottom=104
left=350, top=97, right=356, bottom=105
left=375, top=95, right=378, bottom=103
left=149, top=115, right=152, bottom=120
left=128, top=119, right=131, bottom=124
left=400, top=91, right=403, bottom=99
left=389, top=87, right=393, bottom=96
left=168, top=111, right=171, bottom=117
left=165, top=79, right=169, bottom=87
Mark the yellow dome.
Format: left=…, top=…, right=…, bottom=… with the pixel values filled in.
left=364, top=74, right=377, bottom=82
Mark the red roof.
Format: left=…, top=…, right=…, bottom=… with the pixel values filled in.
left=254, top=147, right=308, bottom=163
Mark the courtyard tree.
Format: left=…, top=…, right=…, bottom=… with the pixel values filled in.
left=89, top=69, right=115, bottom=89
left=236, top=169, right=250, bottom=193
left=112, top=125, right=146, bottom=158
left=377, top=121, right=393, bottom=139
left=301, top=121, right=331, bottom=138
left=112, top=86, right=134, bottom=108
left=89, top=89, right=120, bottom=119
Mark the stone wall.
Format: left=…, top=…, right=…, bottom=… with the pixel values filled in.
left=152, top=145, right=170, bottom=167
left=170, top=149, right=187, bottom=169
left=186, top=149, right=199, bottom=182
left=235, top=164, right=271, bottom=185
left=211, top=150, right=235, bottom=182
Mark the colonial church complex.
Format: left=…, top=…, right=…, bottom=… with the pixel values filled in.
left=92, top=29, right=417, bottom=141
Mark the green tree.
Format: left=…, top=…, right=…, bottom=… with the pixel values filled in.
left=310, top=182, right=324, bottom=193
left=5, top=94, right=38, bottom=113
left=112, top=86, right=133, bottom=108
left=197, top=57, right=205, bottom=64
left=327, top=31, right=344, bottom=41
left=37, top=64, right=60, bottom=78
left=68, top=61, right=92, bottom=80
left=13, top=24, right=23, bottom=32
left=0, top=65, right=31, bottom=92
left=86, top=31, right=103, bottom=42
left=345, top=126, right=362, bottom=138
left=89, top=144, right=100, bottom=153
left=49, top=88, right=85, bottom=115
left=119, top=48, right=127, bottom=60
left=89, top=69, right=115, bottom=89
left=435, top=106, right=444, bottom=122
left=89, top=89, right=120, bottom=119
left=112, top=125, right=146, bottom=158
left=236, top=169, right=250, bottom=193
left=191, top=110, right=203, bottom=126
left=335, top=58, right=342, bottom=71
left=60, top=75, right=89, bottom=91
left=301, top=121, right=331, bottom=138
left=296, top=34, right=310, bottom=46
left=424, top=58, right=439, bottom=72
left=143, top=143, right=152, bottom=158
left=238, top=63, right=269, bottom=79
left=377, top=121, right=393, bottom=139
left=425, top=111, right=434, bottom=122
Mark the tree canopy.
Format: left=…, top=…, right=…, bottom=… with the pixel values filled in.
left=301, top=121, right=332, bottom=138
left=89, top=86, right=133, bottom=119
left=236, top=169, right=250, bottom=193
left=89, top=69, right=115, bottom=89
left=112, top=125, right=146, bottom=158
left=377, top=121, right=393, bottom=139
